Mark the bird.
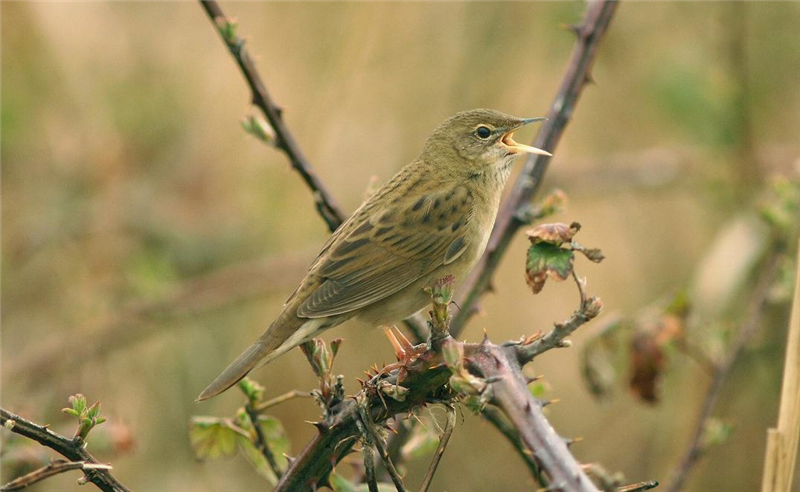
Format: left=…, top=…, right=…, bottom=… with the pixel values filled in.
left=197, top=108, right=551, bottom=401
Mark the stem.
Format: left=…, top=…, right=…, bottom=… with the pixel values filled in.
left=254, top=390, right=312, bottom=413
left=761, top=240, right=800, bottom=492
left=1, top=460, right=111, bottom=492
left=198, top=0, right=345, bottom=231
left=245, top=403, right=282, bottom=480
left=418, top=405, right=456, bottom=492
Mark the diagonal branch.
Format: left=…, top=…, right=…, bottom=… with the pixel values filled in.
left=667, top=252, right=782, bottom=492
left=0, top=409, right=131, bottom=492
left=197, top=0, right=430, bottom=343
left=1, top=459, right=111, bottom=492
left=451, top=0, right=619, bottom=338
left=198, top=0, right=345, bottom=231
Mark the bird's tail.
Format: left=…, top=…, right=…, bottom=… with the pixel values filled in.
left=197, top=314, right=319, bottom=401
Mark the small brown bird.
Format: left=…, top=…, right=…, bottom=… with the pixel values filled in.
left=198, top=109, right=550, bottom=401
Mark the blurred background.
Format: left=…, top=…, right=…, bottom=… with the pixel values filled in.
left=2, top=1, right=799, bottom=491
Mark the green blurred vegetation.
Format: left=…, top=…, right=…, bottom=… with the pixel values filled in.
left=2, top=2, right=799, bottom=491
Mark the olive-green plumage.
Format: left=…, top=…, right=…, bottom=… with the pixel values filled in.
left=198, top=109, right=550, bottom=401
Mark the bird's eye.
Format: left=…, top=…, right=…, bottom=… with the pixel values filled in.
left=475, top=126, right=492, bottom=139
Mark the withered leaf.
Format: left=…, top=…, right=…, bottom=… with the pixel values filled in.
left=525, top=242, right=575, bottom=294
left=526, top=222, right=581, bottom=246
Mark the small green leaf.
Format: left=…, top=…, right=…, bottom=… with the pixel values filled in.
left=525, top=242, right=575, bottom=294
left=401, top=424, right=440, bottom=460
left=62, top=408, right=80, bottom=417
left=69, top=394, right=87, bottom=414
left=236, top=435, right=277, bottom=484
left=700, top=418, right=735, bottom=450
left=189, top=418, right=240, bottom=460
left=238, top=377, right=265, bottom=403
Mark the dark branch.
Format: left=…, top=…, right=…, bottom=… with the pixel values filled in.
left=666, top=252, right=782, bottom=492
left=1, top=460, right=111, bottom=492
left=198, top=0, right=345, bottom=231
left=450, top=0, right=619, bottom=338
left=245, top=403, right=282, bottom=480
left=0, top=409, right=131, bottom=492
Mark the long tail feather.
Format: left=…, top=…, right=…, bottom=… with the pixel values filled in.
left=196, top=340, right=271, bottom=401
left=196, top=316, right=325, bottom=401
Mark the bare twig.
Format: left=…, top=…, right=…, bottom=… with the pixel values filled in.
left=667, top=252, right=782, bottom=492
left=198, top=0, right=345, bottom=230
left=451, top=0, right=619, bottom=338
left=197, top=0, right=430, bottom=344
left=357, top=403, right=406, bottom=492
left=516, top=271, right=603, bottom=364
left=761, top=241, right=800, bottom=492
left=0, top=409, right=131, bottom=492
left=253, top=390, right=312, bottom=413
left=0, top=459, right=111, bottom=492
left=418, top=405, right=456, bottom=492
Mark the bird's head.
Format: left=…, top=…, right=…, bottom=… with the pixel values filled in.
left=422, top=108, right=551, bottom=174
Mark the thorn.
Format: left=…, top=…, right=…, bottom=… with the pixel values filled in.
left=482, top=329, right=490, bottom=345
left=486, top=280, right=496, bottom=293
left=393, top=326, right=415, bottom=352
left=542, top=398, right=561, bottom=407
left=557, top=340, right=572, bottom=348
left=306, top=421, right=327, bottom=433
left=484, top=376, right=503, bottom=384
left=525, top=400, right=532, bottom=413
left=383, top=326, right=406, bottom=360
left=561, top=23, right=582, bottom=38
left=526, top=375, right=541, bottom=384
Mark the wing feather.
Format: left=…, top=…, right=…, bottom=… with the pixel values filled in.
left=296, top=183, right=474, bottom=318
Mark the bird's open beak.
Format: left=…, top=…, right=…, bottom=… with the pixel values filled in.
left=501, top=117, right=552, bottom=156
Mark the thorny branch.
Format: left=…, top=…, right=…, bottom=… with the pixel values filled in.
left=451, top=0, right=619, bottom=338
left=274, top=272, right=614, bottom=491
left=0, top=409, right=131, bottom=492
left=197, top=0, right=430, bottom=345
left=199, top=0, right=344, bottom=231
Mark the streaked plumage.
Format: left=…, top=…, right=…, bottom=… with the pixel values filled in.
left=198, top=109, right=550, bottom=401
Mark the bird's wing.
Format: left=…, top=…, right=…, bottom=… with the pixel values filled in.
left=295, top=184, right=474, bottom=318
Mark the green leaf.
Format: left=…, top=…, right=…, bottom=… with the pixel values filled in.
left=256, top=416, right=290, bottom=469
left=236, top=435, right=277, bottom=484
left=401, top=424, right=440, bottom=460
left=189, top=418, right=240, bottom=460
left=700, top=418, right=735, bottom=450
left=69, top=394, right=87, bottom=414
left=525, top=242, right=574, bottom=294
left=238, top=378, right=265, bottom=403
